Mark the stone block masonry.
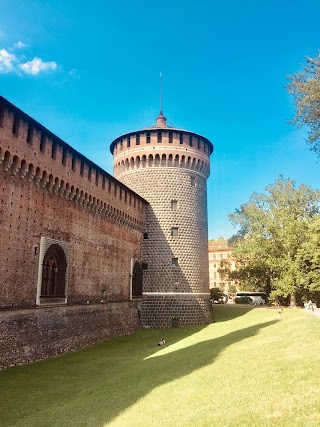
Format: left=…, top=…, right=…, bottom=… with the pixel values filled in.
left=110, top=111, right=214, bottom=328
left=0, top=302, right=139, bottom=370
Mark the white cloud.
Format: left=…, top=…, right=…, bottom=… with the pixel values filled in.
left=19, top=57, right=58, bottom=75
left=14, top=41, right=26, bottom=49
left=0, top=48, right=16, bottom=73
left=0, top=41, right=62, bottom=77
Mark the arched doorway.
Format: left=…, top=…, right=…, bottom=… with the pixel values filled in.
left=132, top=261, right=143, bottom=298
left=41, top=244, right=67, bottom=297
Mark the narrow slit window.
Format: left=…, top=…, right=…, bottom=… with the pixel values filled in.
left=51, top=143, right=57, bottom=159
left=40, top=134, right=46, bottom=152
left=146, top=132, right=150, bottom=144
left=157, top=131, right=162, bottom=143
left=72, top=156, right=76, bottom=171
left=136, top=134, right=140, bottom=145
left=127, top=136, right=130, bottom=148
left=179, top=133, right=183, bottom=144
left=190, top=176, right=196, bottom=186
left=143, top=232, right=149, bottom=239
left=88, top=166, right=92, bottom=181
left=62, top=149, right=67, bottom=165
left=169, top=131, right=173, bottom=144
left=172, top=258, right=179, bottom=268
left=171, top=227, right=179, bottom=238
left=80, top=160, right=84, bottom=176
left=0, top=105, right=4, bottom=127
left=27, top=125, right=33, bottom=144
left=12, top=114, right=20, bottom=136
left=171, top=200, right=177, bottom=210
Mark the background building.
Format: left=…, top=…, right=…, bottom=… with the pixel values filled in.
left=208, top=239, right=237, bottom=292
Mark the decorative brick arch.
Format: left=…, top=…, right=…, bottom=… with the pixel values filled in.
left=36, top=237, right=70, bottom=305
left=41, top=244, right=67, bottom=297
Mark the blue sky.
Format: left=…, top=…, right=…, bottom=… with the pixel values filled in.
left=1, top=0, right=319, bottom=239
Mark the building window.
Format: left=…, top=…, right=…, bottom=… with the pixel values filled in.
left=27, top=125, right=33, bottom=144
left=127, top=136, right=130, bottom=148
left=62, top=149, right=67, bottom=165
left=157, top=131, right=162, bottom=143
left=40, top=134, right=46, bottom=152
left=41, top=244, right=67, bottom=298
left=214, top=263, right=216, bottom=268
left=51, top=143, right=57, bottom=159
left=12, top=114, right=20, bottom=136
left=72, top=156, right=76, bottom=171
left=143, top=232, right=148, bottom=239
left=220, top=253, right=223, bottom=259
left=189, top=135, right=193, bottom=146
left=120, top=140, right=123, bottom=150
left=136, top=134, right=140, bottom=145
left=0, top=104, right=4, bottom=127
left=179, top=133, right=183, bottom=144
left=171, top=200, right=177, bottom=210
left=191, top=176, right=196, bottom=186
left=171, top=227, right=178, bottom=238
left=80, top=160, right=84, bottom=176
left=169, top=131, right=173, bottom=143
left=146, top=132, right=150, bottom=144
left=172, top=258, right=179, bottom=268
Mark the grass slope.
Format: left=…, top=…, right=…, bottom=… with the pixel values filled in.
left=1, top=306, right=320, bottom=427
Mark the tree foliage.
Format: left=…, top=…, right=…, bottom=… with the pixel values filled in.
left=229, top=176, right=320, bottom=305
left=287, top=52, right=320, bottom=155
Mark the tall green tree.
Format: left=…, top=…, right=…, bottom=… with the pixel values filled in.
left=287, top=52, right=320, bottom=155
left=229, top=177, right=320, bottom=305
left=297, top=216, right=320, bottom=295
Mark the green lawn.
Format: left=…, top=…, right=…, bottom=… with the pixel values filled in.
left=1, top=306, right=320, bottom=427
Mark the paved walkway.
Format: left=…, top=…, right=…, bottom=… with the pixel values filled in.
left=304, top=307, right=320, bottom=318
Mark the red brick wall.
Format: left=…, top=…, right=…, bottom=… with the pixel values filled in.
left=0, top=302, right=140, bottom=370
left=0, top=96, right=147, bottom=308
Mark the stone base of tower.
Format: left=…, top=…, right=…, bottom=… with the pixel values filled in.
left=140, top=294, right=214, bottom=329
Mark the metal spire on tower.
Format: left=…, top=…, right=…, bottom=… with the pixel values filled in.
left=156, top=72, right=167, bottom=127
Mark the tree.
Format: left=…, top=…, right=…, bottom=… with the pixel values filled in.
left=297, top=216, right=320, bottom=296
left=229, top=176, right=320, bottom=305
left=287, top=52, right=320, bottom=155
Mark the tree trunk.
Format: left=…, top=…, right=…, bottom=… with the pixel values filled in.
left=290, top=292, right=297, bottom=307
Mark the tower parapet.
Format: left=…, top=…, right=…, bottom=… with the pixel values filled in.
left=111, top=111, right=214, bottom=328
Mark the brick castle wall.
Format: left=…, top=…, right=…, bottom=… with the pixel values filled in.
left=0, top=97, right=147, bottom=368
left=0, top=302, right=139, bottom=370
left=0, top=96, right=147, bottom=307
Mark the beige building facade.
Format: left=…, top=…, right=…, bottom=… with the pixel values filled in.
left=208, top=239, right=237, bottom=291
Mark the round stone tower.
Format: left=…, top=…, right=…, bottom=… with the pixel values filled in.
left=110, top=110, right=214, bottom=328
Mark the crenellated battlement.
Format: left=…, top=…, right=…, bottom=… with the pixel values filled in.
left=0, top=96, right=147, bottom=230
left=111, top=127, right=213, bottom=179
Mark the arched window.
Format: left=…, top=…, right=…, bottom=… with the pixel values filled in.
left=41, top=244, right=67, bottom=297
left=132, top=261, right=143, bottom=298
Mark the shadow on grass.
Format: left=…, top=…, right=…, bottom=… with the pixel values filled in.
left=213, top=304, right=254, bottom=322
left=0, top=318, right=278, bottom=427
